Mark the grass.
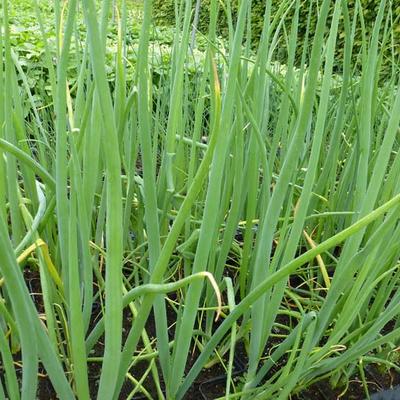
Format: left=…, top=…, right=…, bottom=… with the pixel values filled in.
left=0, top=0, right=400, bottom=399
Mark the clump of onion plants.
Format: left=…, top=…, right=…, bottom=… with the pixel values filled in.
left=0, top=0, right=399, bottom=399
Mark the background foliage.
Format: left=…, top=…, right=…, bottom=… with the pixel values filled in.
left=153, top=0, right=400, bottom=63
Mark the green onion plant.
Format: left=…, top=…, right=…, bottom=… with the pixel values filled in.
left=0, top=0, right=399, bottom=398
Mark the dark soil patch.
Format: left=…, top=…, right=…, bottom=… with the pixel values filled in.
left=294, top=365, right=400, bottom=400
left=9, top=267, right=400, bottom=400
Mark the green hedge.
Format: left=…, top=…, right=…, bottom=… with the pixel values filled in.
left=152, top=0, right=400, bottom=62
left=152, top=0, right=277, bottom=40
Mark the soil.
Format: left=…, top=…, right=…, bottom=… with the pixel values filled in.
left=21, top=361, right=400, bottom=400
left=5, top=268, right=400, bottom=400
left=294, top=365, right=400, bottom=400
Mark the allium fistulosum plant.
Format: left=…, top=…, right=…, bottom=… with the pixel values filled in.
left=0, top=0, right=400, bottom=399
